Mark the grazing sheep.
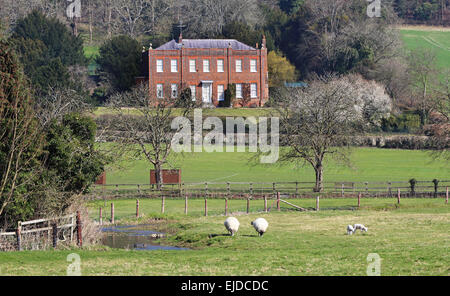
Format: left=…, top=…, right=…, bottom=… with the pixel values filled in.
left=251, top=218, right=269, bottom=237
left=353, top=224, right=368, bottom=233
left=347, top=224, right=355, bottom=235
left=224, top=217, right=240, bottom=236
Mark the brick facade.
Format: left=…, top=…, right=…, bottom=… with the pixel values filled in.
left=142, top=36, right=269, bottom=107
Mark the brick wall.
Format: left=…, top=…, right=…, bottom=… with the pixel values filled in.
left=147, top=45, right=269, bottom=107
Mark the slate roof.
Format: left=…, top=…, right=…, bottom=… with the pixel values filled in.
left=155, top=39, right=256, bottom=50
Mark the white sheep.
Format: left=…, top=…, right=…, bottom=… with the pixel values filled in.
left=347, top=224, right=355, bottom=235
left=251, top=218, right=269, bottom=237
left=353, top=224, right=368, bottom=233
left=224, top=217, right=240, bottom=236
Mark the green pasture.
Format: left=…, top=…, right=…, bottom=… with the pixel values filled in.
left=102, top=147, right=449, bottom=185
left=400, top=29, right=450, bottom=71
left=1, top=198, right=448, bottom=275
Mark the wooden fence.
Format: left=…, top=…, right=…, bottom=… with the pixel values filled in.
left=85, top=180, right=450, bottom=200
left=98, top=188, right=449, bottom=222
left=0, top=212, right=83, bottom=251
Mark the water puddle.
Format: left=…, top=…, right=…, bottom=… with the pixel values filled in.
left=101, top=224, right=190, bottom=251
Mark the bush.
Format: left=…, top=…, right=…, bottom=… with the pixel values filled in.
left=381, top=113, right=421, bottom=133
left=221, top=84, right=236, bottom=107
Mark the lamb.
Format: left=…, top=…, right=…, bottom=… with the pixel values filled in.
left=353, top=224, right=368, bottom=233
left=224, top=217, right=240, bottom=236
left=347, top=224, right=355, bottom=235
left=251, top=218, right=269, bottom=237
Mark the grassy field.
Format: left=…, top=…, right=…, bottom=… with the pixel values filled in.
left=0, top=198, right=448, bottom=276
left=400, top=28, right=450, bottom=71
left=92, top=106, right=274, bottom=118
left=103, top=147, right=449, bottom=185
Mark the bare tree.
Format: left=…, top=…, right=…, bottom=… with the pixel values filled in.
left=179, top=0, right=263, bottom=38
left=407, top=47, right=439, bottom=125
left=274, top=75, right=367, bottom=192
left=108, top=83, right=196, bottom=189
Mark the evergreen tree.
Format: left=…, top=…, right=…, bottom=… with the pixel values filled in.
left=10, top=10, right=87, bottom=94
left=97, top=35, right=142, bottom=92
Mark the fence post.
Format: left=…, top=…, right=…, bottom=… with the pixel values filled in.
left=446, top=187, right=448, bottom=205
left=388, top=182, right=392, bottom=197
left=358, top=192, right=361, bottom=208
left=111, top=202, right=115, bottom=224
left=161, top=196, right=165, bottom=213
left=99, top=207, right=102, bottom=225
left=225, top=198, right=228, bottom=216
left=52, top=222, right=58, bottom=248
left=205, top=182, right=208, bottom=198
left=277, top=192, right=280, bottom=211
left=316, top=196, right=320, bottom=211
left=227, top=182, right=230, bottom=199
left=205, top=198, right=208, bottom=216
left=115, top=184, right=119, bottom=195
left=397, top=188, right=401, bottom=204
left=264, top=195, right=268, bottom=213
left=136, top=199, right=139, bottom=218
left=16, top=221, right=22, bottom=251
left=295, top=181, right=298, bottom=197
left=365, top=182, right=369, bottom=195
left=247, top=198, right=250, bottom=214
left=76, top=211, right=82, bottom=247
left=341, top=183, right=344, bottom=197
left=273, top=183, right=276, bottom=198
left=137, top=184, right=141, bottom=195
left=185, top=194, right=188, bottom=215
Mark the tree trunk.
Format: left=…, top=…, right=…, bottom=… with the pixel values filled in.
left=155, top=163, right=162, bottom=190
left=314, top=165, right=324, bottom=192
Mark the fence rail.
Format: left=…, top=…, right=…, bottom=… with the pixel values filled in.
left=85, top=180, right=450, bottom=200
left=0, top=212, right=82, bottom=251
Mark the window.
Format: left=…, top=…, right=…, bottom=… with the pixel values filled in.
left=203, top=60, right=210, bottom=72
left=236, top=59, right=242, bottom=72
left=190, top=85, right=196, bottom=101
left=171, top=84, right=178, bottom=98
left=156, top=60, right=163, bottom=72
left=157, top=84, right=163, bottom=98
left=250, top=59, right=257, bottom=72
left=251, top=83, right=257, bottom=98
left=217, top=59, right=224, bottom=72
left=189, top=60, right=196, bottom=72
left=171, top=59, right=178, bottom=72
left=236, top=84, right=242, bottom=98
left=217, top=85, right=224, bottom=101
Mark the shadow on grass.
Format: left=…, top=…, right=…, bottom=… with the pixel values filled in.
left=208, top=233, right=260, bottom=238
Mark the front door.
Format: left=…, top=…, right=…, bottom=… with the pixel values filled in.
left=202, top=83, right=212, bottom=103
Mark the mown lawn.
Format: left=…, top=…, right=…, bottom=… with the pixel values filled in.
left=0, top=198, right=448, bottom=276
left=101, top=147, right=449, bottom=185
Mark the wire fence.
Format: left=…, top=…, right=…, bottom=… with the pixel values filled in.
left=85, top=180, right=450, bottom=200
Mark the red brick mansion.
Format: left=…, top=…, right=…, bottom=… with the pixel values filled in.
left=140, top=35, right=269, bottom=107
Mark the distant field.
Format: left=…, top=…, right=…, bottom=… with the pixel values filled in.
left=93, top=106, right=274, bottom=118
left=400, top=28, right=450, bottom=71
left=84, top=45, right=100, bottom=75
left=102, top=147, right=449, bottom=185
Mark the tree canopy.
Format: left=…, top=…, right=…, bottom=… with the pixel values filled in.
left=97, top=35, right=142, bottom=92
